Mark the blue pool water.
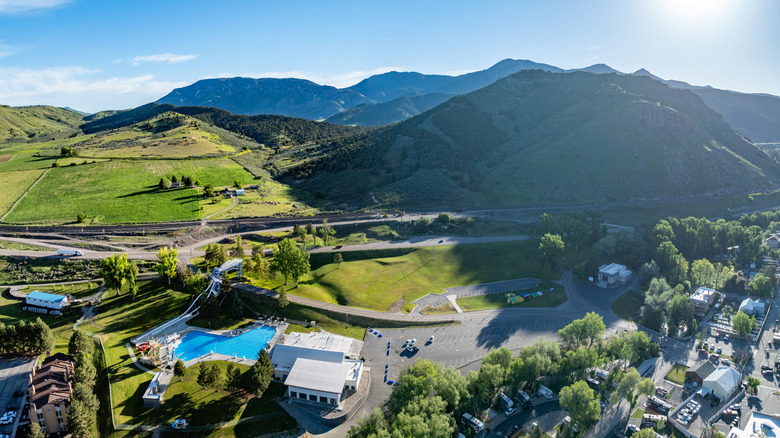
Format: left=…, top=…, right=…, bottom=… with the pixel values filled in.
left=174, top=326, right=276, bottom=361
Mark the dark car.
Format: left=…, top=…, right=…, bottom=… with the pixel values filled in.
left=11, top=391, right=23, bottom=398
left=334, top=245, right=343, bottom=249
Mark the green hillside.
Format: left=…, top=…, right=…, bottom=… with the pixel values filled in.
left=0, top=105, right=83, bottom=143
left=293, top=70, right=780, bottom=208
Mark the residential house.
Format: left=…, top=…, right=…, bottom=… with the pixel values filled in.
left=28, top=353, right=74, bottom=435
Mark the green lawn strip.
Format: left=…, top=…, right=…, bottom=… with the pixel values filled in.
left=284, top=323, right=309, bottom=334
left=631, top=408, right=645, bottom=419
left=0, top=238, right=50, bottom=251
left=25, top=280, right=104, bottom=299
left=664, top=364, right=688, bottom=385
left=253, top=240, right=566, bottom=313
left=0, top=168, right=45, bottom=218
left=456, top=282, right=566, bottom=312
left=0, top=149, right=59, bottom=172
left=611, top=289, right=643, bottom=322
left=6, top=158, right=258, bottom=224
left=186, top=314, right=256, bottom=331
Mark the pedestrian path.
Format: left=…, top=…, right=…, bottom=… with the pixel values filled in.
left=125, top=343, right=157, bottom=375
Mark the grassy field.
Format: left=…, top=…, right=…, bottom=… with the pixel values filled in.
left=211, top=178, right=317, bottom=219
left=456, top=282, right=566, bottom=312
left=0, top=168, right=45, bottom=218
left=664, top=363, right=688, bottom=385
left=5, top=159, right=258, bottom=224
left=611, top=289, right=643, bottom=322
left=253, top=240, right=565, bottom=313
left=630, top=408, right=645, bottom=419
left=0, top=238, right=50, bottom=251
left=420, top=301, right=457, bottom=315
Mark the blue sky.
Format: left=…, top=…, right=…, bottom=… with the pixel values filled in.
left=0, top=0, right=778, bottom=113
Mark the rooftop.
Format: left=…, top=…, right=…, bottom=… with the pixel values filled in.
left=26, top=290, right=68, bottom=303
left=690, top=287, right=717, bottom=303
left=284, top=358, right=349, bottom=394
left=283, top=331, right=356, bottom=354
left=598, top=263, right=628, bottom=275
left=728, top=412, right=780, bottom=438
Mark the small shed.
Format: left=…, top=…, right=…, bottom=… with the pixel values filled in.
left=235, top=188, right=245, bottom=196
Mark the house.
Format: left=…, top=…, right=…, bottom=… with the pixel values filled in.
left=247, top=185, right=259, bottom=189
left=739, top=298, right=765, bottom=316
left=25, top=291, right=70, bottom=311
left=766, top=234, right=780, bottom=250
left=235, top=188, right=245, bottom=196
left=597, top=263, right=632, bottom=288
left=702, top=367, right=740, bottom=400
left=689, top=287, right=718, bottom=316
left=170, top=181, right=182, bottom=188
left=270, top=331, right=363, bottom=409
left=28, top=353, right=74, bottom=435
left=685, top=360, right=716, bottom=387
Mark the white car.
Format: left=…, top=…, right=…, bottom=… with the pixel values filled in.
left=0, top=416, right=11, bottom=425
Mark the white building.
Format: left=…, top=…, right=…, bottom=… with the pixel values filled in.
left=25, top=291, right=70, bottom=310
left=727, top=412, right=780, bottom=437
left=739, top=298, right=765, bottom=316
left=597, top=263, right=632, bottom=288
left=270, top=331, right=363, bottom=410
left=702, top=367, right=740, bottom=400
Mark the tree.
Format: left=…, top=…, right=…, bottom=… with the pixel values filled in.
left=638, top=261, right=661, bottom=289
left=208, top=362, right=222, bottom=388
left=68, top=331, right=94, bottom=357
left=251, top=253, right=270, bottom=279
left=655, top=241, right=689, bottom=285
left=230, top=236, right=244, bottom=258
left=204, top=243, right=227, bottom=269
left=171, top=175, right=178, bottom=183
left=220, top=272, right=232, bottom=295
left=633, top=430, right=661, bottom=438
left=481, top=347, right=513, bottom=379
left=158, top=177, right=168, bottom=190
left=278, top=284, right=289, bottom=308
left=174, top=359, right=186, bottom=382
left=270, top=238, right=310, bottom=285
left=610, top=367, right=641, bottom=407
left=203, top=183, right=214, bottom=197
left=76, top=212, right=87, bottom=223
left=100, top=253, right=130, bottom=294
left=155, top=247, right=179, bottom=284
left=319, top=219, right=336, bottom=245
left=749, top=273, right=774, bottom=298
left=559, top=380, right=601, bottom=427
left=232, top=296, right=244, bottom=318
left=691, top=259, right=716, bottom=288
left=732, top=310, right=757, bottom=336
left=73, top=352, right=97, bottom=386
left=558, top=312, right=605, bottom=349
left=60, top=146, right=77, bottom=157
left=29, top=422, right=46, bottom=438
left=67, top=398, right=92, bottom=438
left=539, top=233, right=565, bottom=269
left=334, top=253, right=343, bottom=268
left=245, top=349, right=274, bottom=397
left=234, top=179, right=242, bottom=188
left=128, top=260, right=139, bottom=299
left=746, top=375, right=760, bottom=394
left=197, top=362, right=210, bottom=388
left=227, top=363, right=243, bottom=391
left=668, top=294, right=695, bottom=335
left=252, top=244, right=264, bottom=256
left=72, top=381, right=99, bottom=413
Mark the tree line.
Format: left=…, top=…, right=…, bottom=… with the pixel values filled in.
left=0, top=317, right=54, bottom=355
left=349, top=312, right=657, bottom=437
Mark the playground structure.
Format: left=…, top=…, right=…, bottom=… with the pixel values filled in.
left=131, top=258, right=244, bottom=348
left=138, top=333, right=181, bottom=368
left=504, top=290, right=544, bottom=304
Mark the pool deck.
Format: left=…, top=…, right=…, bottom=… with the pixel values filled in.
left=181, top=319, right=288, bottom=367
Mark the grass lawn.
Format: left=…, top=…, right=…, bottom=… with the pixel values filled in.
left=0, top=168, right=45, bottom=218
left=631, top=408, right=645, bottom=419
left=5, top=159, right=258, bottom=224
left=611, top=289, right=643, bottom=322
left=253, top=240, right=569, bottom=313
left=456, top=282, right=566, bottom=312
left=664, top=363, right=688, bottom=385
left=0, top=238, right=50, bottom=251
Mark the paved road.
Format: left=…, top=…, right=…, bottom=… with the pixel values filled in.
left=0, top=357, right=36, bottom=438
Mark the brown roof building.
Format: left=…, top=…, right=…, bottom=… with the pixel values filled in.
left=28, top=353, right=74, bottom=435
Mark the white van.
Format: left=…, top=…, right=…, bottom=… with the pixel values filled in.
left=538, top=385, right=554, bottom=399
left=595, top=368, right=609, bottom=380
left=462, top=413, right=485, bottom=432
left=517, top=389, right=531, bottom=404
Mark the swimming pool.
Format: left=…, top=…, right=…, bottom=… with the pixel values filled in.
left=174, top=326, right=276, bottom=361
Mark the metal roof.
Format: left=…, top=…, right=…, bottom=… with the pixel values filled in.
left=283, top=358, right=348, bottom=394
left=27, top=291, right=68, bottom=303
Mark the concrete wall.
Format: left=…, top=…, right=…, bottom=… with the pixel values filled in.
left=287, top=385, right=340, bottom=406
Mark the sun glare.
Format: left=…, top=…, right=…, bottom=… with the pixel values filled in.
left=660, top=0, right=733, bottom=24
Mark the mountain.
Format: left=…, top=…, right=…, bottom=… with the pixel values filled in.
left=292, top=70, right=780, bottom=208
left=81, top=103, right=365, bottom=148
left=0, top=105, right=83, bottom=143
left=325, top=93, right=456, bottom=126
left=632, top=69, right=780, bottom=143
left=567, top=63, right=622, bottom=74
left=157, top=77, right=372, bottom=121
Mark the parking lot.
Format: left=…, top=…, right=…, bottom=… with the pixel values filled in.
left=0, top=357, right=35, bottom=437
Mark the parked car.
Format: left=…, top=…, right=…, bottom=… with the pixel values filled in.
left=725, top=335, right=730, bottom=342
left=717, top=347, right=723, bottom=354
left=172, top=419, right=188, bottom=429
